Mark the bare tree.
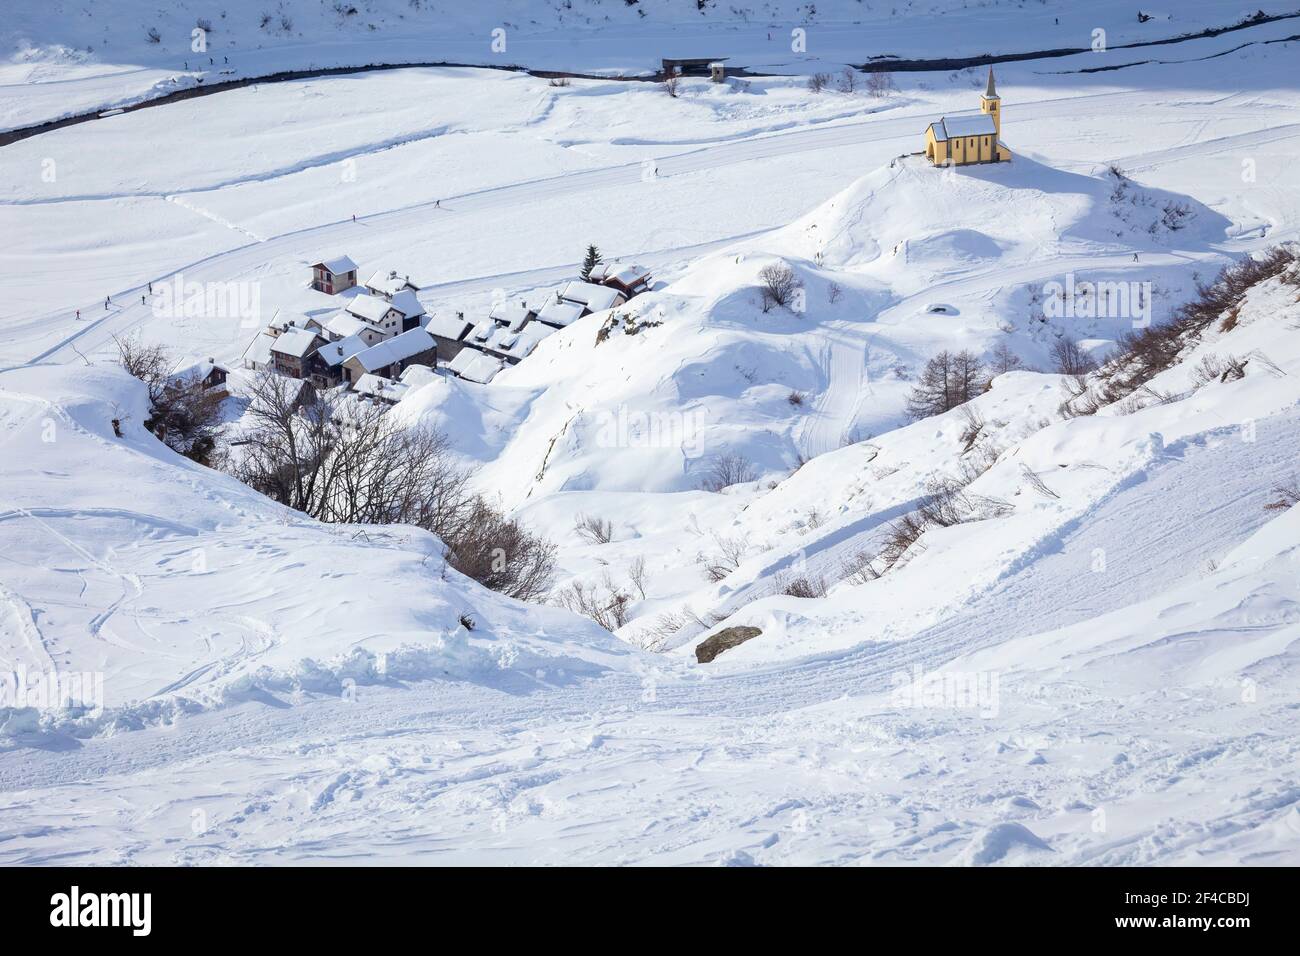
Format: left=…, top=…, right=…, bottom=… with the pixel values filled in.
left=989, top=341, right=1024, bottom=377
left=554, top=573, right=632, bottom=631
left=700, top=453, right=757, bottom=492
left=627, top=555, right=650, bottom=600
left=574, top=513, right=614, bottom=544
left=835, top=67, right=858, bottom=93
left=807, top=72, right=831, bottom=93
left=906, top=350, right=987, bottom=420
left=866, top=66, right=895, bottom=97
left=663, top=73, right=680, bottom=97
left=226, top=371, right=554, bottom=600
left=1051, top=337, right=1099, bottom=376
left=115, top=337, right=224, bottom=464
left=758, top=262, right=801, bottom=312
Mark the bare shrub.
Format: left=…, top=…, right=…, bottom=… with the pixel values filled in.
left=957, top=405, right=986, bottom=453
left=989, top=341, right=1024, bottom=377
left=700, top=453, right=757, bottom=492
left=554, top=573, right=631, bottom=631
left=1265, top=479, right=1300, bottom=511
left=1051, top=337, right=1099, bottom=376
left=574, top=513, right=614, bottom=544
left=759, top=262, right=801, bottom=312
left=835, top=67, right=858, bottom=93
left=1097, top=245, right=1297, bottom=405
left=840, top=550, right=880, bottom=585
left=787, top=390, right=805, bottom=406
left=807, top=72, right=831, bottom=93
left=906, top=350, right=987, bottom=420
left=1192, top=353, right=1248, bottom=386
left=663, top=73, right=680, bottom=97
left=865, top=66, right=895, bottom=97
left=115, top=337, right=223, bottom=465
left=877, top=512, right=928, bottom=570
left=778, top=573, right=827, bottom=599
left=548, top=76, right=571, bottom=87
left=1019, top=464, right=1060, bottom=499
left=226, top=370, right=553, bottom=600
left=703, top=534, right=748, bottom=582
left=628, top=555, right=650, bottom=599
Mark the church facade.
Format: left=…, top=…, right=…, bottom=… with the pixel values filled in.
left=924, top=68, right=1011, bottom=166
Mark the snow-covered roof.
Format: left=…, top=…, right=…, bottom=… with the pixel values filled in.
left=315, top=334, right=368, bottom=368
left=242, top=331, right=277, bottom=367
left=270, top=327, right=324, bottom=359
left=325, top=311, right=373, bottom=340
left=314, top=255, right=357, bottom=275
left=364, top=269, right=417, bottom=296
left=398, top=364, right=440, bottom=389
left=353, top=373, right=410, bottom=403
left=423, top=314, right=474, bottom=341
left=346, top=293, right=396, bottom=324
left=269, top=309, right=317, bottom=332
left=348, top=327, right=437, bottom=373
left=388, top=289, right=426, bottom=319
left=590, top=262, right=651, bottom=288
left=936, top=114, right=997, bottom=139
left=536, top=298, right=585, bottom=328
left=489, top=300, right=534, bottom=331
left=169, top=355, right=227, bottom=385
left=448, top=348, right=504, bottom=384
left=456, top=317, right=553, bottom=364
left=560, top=280, right=624, bottom=312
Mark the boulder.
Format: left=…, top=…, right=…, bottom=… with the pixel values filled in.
left=695, top=626, right=762, bottom=663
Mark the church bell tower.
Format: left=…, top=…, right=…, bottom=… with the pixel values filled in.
left=980, top=66, right=1001, bottom=137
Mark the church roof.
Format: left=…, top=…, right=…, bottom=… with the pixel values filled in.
left=985, top=66, right=998, bottom=98
left=936, top=113, right=998, bottom=138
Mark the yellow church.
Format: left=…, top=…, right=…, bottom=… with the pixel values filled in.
left=924, top=67, right=1011, bottom=166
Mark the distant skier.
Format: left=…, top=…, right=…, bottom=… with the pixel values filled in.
left=148, top=281, right=153, bottom=294
left=75, top=309, right=80, bottom=320
left=104, top=296, right=110, bottom=310
left=1133, top=252, right=1139, bottom=261
left=141, top=295, right=146, bottom=305
left=435, top=200, right=441, bottom=208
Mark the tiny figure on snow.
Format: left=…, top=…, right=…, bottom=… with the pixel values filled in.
left=148, top=281, right=153, bottom=294
left=141, top=295, right=146, bottom=305
left=105, top=296, right=110, bottom=309
left=1133, top=253, right=1139, bottom=261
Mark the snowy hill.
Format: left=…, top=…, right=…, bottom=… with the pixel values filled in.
left=2, top=9, right=1299, bottom=867
left=0, top=362, right=630, bottom=745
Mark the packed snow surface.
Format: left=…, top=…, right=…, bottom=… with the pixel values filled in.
left=1, top=3, right=1299, bottom=865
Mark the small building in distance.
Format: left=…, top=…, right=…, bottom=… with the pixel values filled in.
left=168, top=357, right=229, bottom=396
left=342, top=327, right=438, bottom=384
left=364, top=269, right=419, bottom=299
left=924, top=67, right=1011, bottom=167
left=662, top=56, right=727, bottom=77
left=448, top=348, right=505, bottom=385
left=311, top=255, right=359, bottom=295
left=270, top=327, right=326, bottom=379
left=422, top=313, right=475, bottom=364
left=588, top=262, right=652, bottom=298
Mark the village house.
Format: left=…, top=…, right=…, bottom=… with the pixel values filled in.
left=364, top=269, right=419, bottom=299
left=311, top=334, right=369, bottom=386
left=662, top=56, right=727, bottom=77
left=489, top=299, right=536, bottom=332
left=536, top=296, right=586, bottom=329
left=269, top=309, right=324, bottom=335
left=310, top=255, right=359, bottom=295
left=325, top=311, right=388, bottom=347
left=168, top=357, right=229, bottom=396
left=925, top=68, right=1011, bottom=167
left=269, top=327, right=326, bottom=379
left=341, top=327, right=438, bottom=384
left=448, top=347, right=505, bottom=385
left=560, top=280, right=627, bottom=314
left=345, top=291, right=426, bottom=336
left=465, top=318, right=553, bottom=366
left=353, top=373, right=410, bottom=405
left=422, top=313, right=475, bottom=364
left=588, top=262, right=652, bottom=298
left=241, top=330, right=277, bottom=371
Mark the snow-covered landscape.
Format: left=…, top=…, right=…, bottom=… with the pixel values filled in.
left=1, top=1, right=1299, bottom=869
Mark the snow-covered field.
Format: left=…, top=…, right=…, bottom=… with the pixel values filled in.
left=1, top=4, right=1299, bottom=866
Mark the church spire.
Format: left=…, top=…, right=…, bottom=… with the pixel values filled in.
left=985, top=66, right=998, bottom=98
